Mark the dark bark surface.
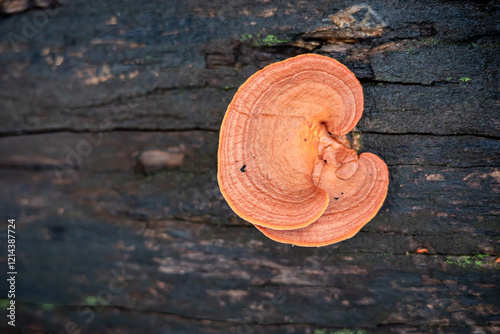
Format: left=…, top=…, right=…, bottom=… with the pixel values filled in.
left=0, top=0, right=499, bottom=333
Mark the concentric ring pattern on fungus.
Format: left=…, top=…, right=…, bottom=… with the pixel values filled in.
left=218, top=54, right=389, bottom=247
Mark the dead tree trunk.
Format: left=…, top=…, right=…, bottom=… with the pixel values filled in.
left=0, top=1, right=499, bottom=333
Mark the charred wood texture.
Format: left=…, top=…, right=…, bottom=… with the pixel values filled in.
left=0, top=0, right=499, bottom=333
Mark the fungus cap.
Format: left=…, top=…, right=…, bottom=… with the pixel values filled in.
left=255, top=153, right=389, bottom=246
left=218, top=54, right=388, bottom=244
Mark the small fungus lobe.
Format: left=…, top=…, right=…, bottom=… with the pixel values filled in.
left=218, top=54, right=389, bottom=247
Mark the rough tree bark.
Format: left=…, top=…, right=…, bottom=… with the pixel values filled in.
left=0, top=0, right=499, bottom=333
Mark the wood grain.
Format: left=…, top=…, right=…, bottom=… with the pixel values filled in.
left=0, top=0, right=498, bottom=333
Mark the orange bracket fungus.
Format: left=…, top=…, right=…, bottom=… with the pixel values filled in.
left=218, top=54, right=389, bottom=247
